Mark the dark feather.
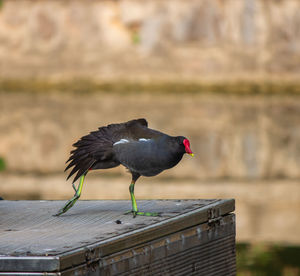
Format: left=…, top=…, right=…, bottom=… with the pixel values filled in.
left=65, top=118, right=149, bottom=182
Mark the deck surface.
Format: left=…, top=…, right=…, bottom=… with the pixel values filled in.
left=0, top=199, right=224, bottom=256
left=0, top=200, right=213, bottom=255
left=0, top=199, right=235, bottom=273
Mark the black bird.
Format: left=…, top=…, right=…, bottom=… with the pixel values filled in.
left=56, top=119, right=194, bottom=217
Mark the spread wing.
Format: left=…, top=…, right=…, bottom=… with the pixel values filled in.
left=65, top=118, right=157, bottom=182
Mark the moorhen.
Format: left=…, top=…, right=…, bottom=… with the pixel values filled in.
left=56, top=119, right=194, bottom=217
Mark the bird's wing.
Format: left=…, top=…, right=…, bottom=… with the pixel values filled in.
left=109, top=118, right=163, bottom=142
left=65, top=118, right=156, bottom=182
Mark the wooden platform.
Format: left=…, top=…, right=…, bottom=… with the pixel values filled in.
left=0, top=199, right=235, bottom=275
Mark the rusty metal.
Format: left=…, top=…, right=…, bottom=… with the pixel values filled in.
left=0, top=199, right=235, bottom=275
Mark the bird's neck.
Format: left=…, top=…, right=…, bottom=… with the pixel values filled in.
left=157, top=136, right=185, bottom=168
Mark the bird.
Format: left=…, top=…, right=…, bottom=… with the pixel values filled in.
left=55, top=118, right=194, bottom=217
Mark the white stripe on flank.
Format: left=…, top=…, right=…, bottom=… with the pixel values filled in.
left=139, top=138, right=151, bottom=142
left=113, top=139, right=130, bottom=146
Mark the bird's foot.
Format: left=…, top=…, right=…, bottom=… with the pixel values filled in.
left=54, top=195, right=79, bottom=216
left=124, top=210, right=162, bottom=218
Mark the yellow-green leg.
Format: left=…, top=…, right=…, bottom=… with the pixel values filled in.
left=129, top=181, right=138, bottom=216
left=126, top=177, right=161, bottom=218
left=55, top=174, right=86, bottom=216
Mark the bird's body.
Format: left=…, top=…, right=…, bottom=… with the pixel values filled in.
left=114, top=136, right=185, bottom=177
left=56, top=118, right=193, bottom=217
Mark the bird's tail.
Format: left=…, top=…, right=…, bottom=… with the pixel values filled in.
left=64, top=132, right=112, bottom=183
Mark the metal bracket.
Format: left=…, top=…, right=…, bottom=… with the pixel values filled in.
left=207, top=208, right=222, bottom=226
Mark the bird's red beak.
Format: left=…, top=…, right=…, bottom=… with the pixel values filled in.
left=183, top=139, right=194, bottom=157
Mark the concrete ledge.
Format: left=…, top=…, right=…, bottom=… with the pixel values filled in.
left=1, top=79, right=300, bottom=94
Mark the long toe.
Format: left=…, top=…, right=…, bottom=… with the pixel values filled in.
left=136, top=211, right=162, bottom=217
left=54, top=203, right=71, bottom=216
left=54, top=196, right=79, bottom=216
left=124, top=210, right=161, bottom=218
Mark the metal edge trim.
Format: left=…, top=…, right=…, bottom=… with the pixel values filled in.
left=0, top=256, right=60, bottom=273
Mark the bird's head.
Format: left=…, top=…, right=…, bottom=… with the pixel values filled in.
left=183, top=138, right=194, bottom=157
left=177, top=136, right=194, bottom=157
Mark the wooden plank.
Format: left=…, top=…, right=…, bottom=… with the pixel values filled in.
left=63, top=214, right=236, bottom=276
left=0, top=199, right=234, bottom=272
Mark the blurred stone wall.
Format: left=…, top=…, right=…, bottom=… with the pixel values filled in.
left=1, top=92, right=299, bottom=180
left=0, top=0, right=300, bottom=80
left=0, top=0, right=300, bottom=180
